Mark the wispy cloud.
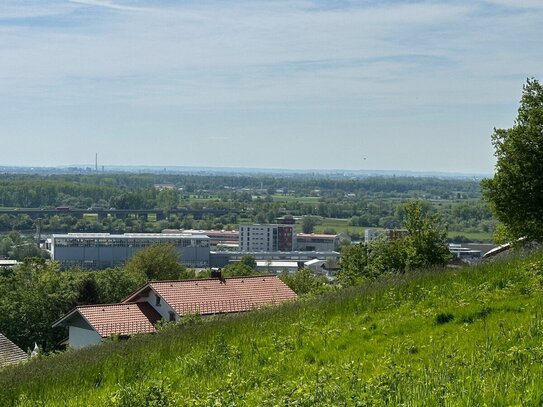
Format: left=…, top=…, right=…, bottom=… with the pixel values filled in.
left=68, top=0, right=147, bottom=12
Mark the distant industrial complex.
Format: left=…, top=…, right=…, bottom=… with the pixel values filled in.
left=47, top=222, right=487, bottom=274
left=48, top=222, right=344, bottom=274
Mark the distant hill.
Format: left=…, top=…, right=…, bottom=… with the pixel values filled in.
left=2, top=252, right=542, bottom=405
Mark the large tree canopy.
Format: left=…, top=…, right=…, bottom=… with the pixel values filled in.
left=123, top=243, right=187, bottom=281
left=482, top=79, right=543, bottom=241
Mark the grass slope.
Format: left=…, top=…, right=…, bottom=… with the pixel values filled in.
left=3, top=252, right=543, bottom=406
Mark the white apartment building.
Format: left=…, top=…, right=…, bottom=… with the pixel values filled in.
left=238, top=224, right=295, bottom=252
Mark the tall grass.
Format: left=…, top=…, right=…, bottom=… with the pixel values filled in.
left=2, top=251, right=543, bottom=405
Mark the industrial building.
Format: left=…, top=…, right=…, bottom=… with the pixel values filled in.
left=51, top=233, right=210, bottom=269
left=49, top=227, right=340, bottom=272
left=162, top=229, right=239, bottom=251
left=209, top=250, right=340, bottom=268
left=296, top=233, right=343, bottom=251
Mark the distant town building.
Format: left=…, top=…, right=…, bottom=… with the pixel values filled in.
left=296, top=233, right=342, bottom=252
left=163, top=229, right=239, bottom=251
left=50, top=233, right=210, bottom=269
left=387, top=229, right=409, bottom=240
left=209, top=250, right=340, bottom=268
left=448, top=244, right=482, bottom=263
left=255, top=260, right=301, bottom=273
left=0, top=259, right=18, bottom=269
left=364, top=228, right=409, bottom=242
left=364, top=228, right=379, bottom=242
left=239, top=224, right=295, bottom=252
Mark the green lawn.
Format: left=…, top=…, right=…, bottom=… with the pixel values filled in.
left=3, top=252, right=543, bottom=405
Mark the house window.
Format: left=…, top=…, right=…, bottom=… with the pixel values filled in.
left=155, top=295, right=161, bottom=306
left=169, top=311, right=176, bottom=322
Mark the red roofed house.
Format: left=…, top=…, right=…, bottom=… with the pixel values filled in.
left=0, top=333, right=28, bottom=368
left=52, top=302, right=161, bottom=349
left=53, top=275, right=296, bottom=349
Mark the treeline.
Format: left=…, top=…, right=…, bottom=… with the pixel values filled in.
left=0, top=173, right=481, bottom=209
left=0, top=173, right=494, bottom=239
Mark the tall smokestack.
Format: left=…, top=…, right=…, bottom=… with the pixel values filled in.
left=95, top=153, right=98, bottom=171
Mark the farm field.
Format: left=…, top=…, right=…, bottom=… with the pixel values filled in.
left=3, top=252, right=543, bottom=405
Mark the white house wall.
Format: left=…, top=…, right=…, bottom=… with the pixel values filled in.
left=68, top=316, right=103, bottom=349
left=139, top=290, right=178, bottom=322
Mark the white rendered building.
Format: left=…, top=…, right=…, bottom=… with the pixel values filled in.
left=238, top=224, right=295, bottom=252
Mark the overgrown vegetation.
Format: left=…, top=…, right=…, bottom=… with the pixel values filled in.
left=2, top=251, right=543, bottom=405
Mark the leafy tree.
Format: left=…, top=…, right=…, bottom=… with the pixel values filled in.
left=222, top=262, right=255, bottom=277
left=366, top=237, right=409, bottom=276
left=402, top=201, right=451, bottom=270
left=0, top=259, right=81, bottom=351
left=123, top=244, right=186, bottom=281
left=482, top=79, right=543, bottom=241
left=157, top=189, right=180, bottom=212
left=239, top=255, right=257, bottom=270
left=92, top=267, right=145, bottom=303
left=301, top=216, right=318, bottom=234
left=279, top=268, right=329, bottom=295
left=338, top=243, right=369, bottom=286
left=76, top=278, right=100, bottom=305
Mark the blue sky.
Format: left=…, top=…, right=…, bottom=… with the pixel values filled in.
left=0, top=0, right=542, bottom=173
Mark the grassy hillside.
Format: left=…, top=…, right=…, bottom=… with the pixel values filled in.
left=3, top=252, right=543, bottom=406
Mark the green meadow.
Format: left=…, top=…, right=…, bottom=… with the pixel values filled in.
left=3, top=252, right=543, bottom=405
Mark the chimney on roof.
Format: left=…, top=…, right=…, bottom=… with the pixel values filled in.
left=211, top=269, right=225, bottom=283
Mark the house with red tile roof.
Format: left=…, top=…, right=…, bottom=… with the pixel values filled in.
left=54, top=275, right=296, bottom=349
left=52, top=303, right=161, bottom=349
left=0, top=333, right=28, bottom=368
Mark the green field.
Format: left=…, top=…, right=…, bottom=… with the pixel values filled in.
left=3, top=252, right=543, bottom=405
left=447, top=230, right=493, bottom=243
left=313, top=217, right=365, bottom=235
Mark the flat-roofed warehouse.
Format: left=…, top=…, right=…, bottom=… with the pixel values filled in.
left=50, top=233, right=210, bottom=269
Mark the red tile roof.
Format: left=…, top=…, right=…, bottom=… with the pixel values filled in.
left=125, top=275, right=297, bottom=316
left=55, top=303, right=161, bottom=338
left=0, top=333, right=27, bottom=367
